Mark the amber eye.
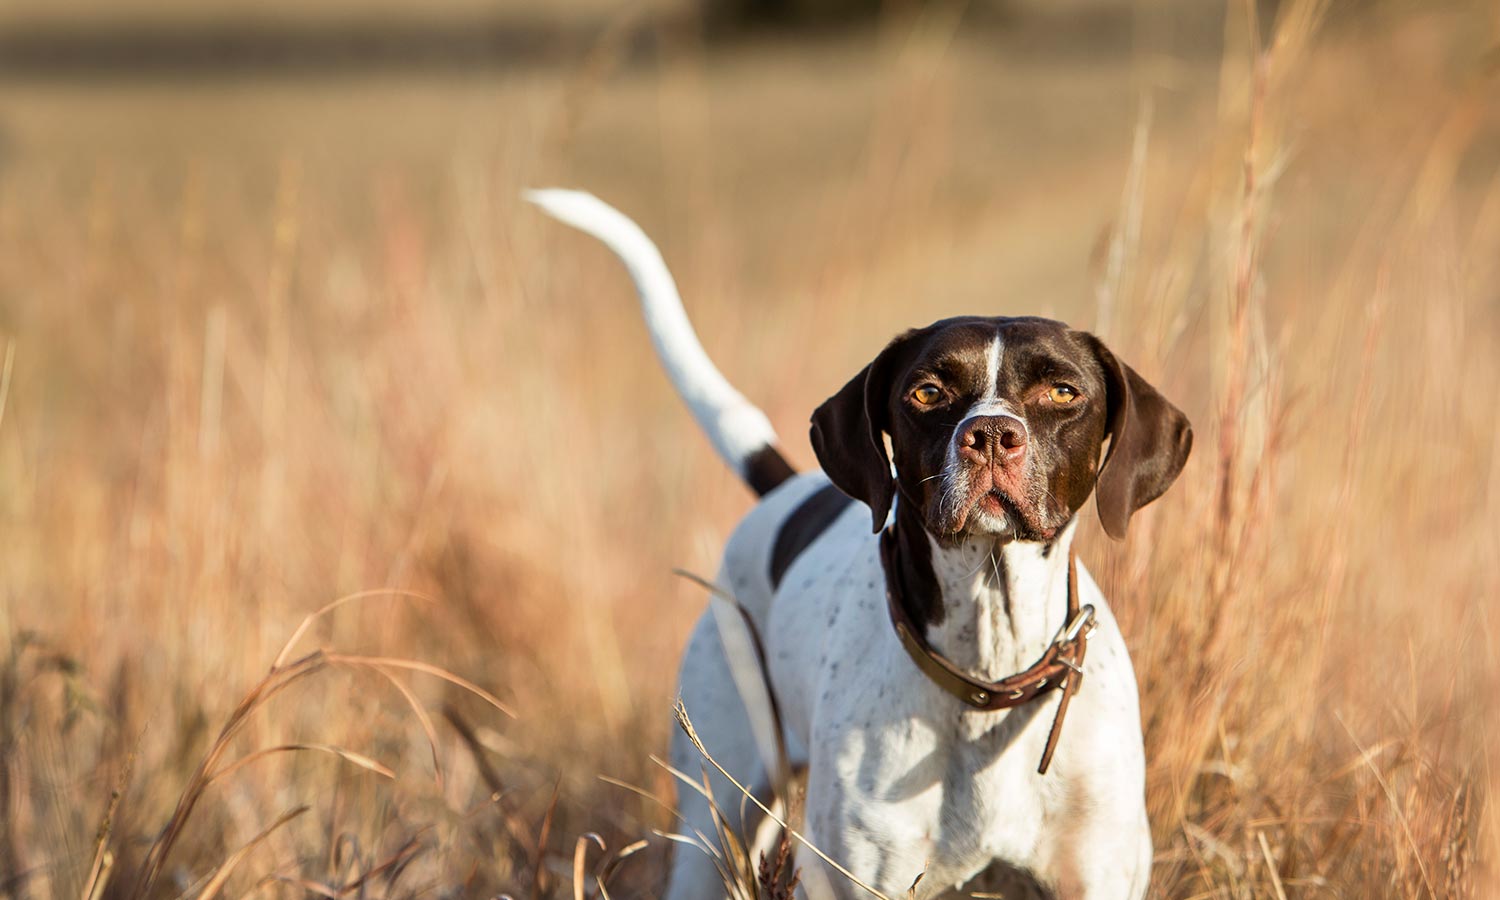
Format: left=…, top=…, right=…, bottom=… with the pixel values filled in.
left=1047, top=385, right=1081, bottom=404
left=911, top=384, right=943, bottom=406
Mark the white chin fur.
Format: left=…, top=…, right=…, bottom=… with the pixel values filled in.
left=964, top=506, right=1014, bottom=536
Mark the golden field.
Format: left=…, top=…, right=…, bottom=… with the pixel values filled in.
left=0, top=1, right=1496, bottom=896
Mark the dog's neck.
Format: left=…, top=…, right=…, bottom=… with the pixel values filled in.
left=889, top=499, right=1076, bottom=681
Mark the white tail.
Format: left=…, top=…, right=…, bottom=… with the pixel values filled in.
left=527, top=189, right=793, bottom=494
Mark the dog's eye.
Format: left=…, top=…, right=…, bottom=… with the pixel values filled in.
left=1047, top=385, right=1081, bottom=404
left=911, top=385, right=943, bottom=406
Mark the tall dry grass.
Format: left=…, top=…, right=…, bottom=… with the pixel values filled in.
left=0, top=0, right=1496, bottom=897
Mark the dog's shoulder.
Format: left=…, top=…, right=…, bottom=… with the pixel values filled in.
left=718, top=472, right=860, bottom=607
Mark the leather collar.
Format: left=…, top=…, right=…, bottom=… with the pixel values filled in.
left=880, top=525, right=1094, bottom=775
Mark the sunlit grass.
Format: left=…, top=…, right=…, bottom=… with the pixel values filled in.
left=0, top=1, right=1495, bottom=897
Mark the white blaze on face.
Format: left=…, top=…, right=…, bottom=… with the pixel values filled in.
left=983, top=332, right=1002, bottom=403
left=959, top=332, right=1024, bottom=430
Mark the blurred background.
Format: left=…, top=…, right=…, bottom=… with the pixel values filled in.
left=0, top=1, right=1496, bottom=897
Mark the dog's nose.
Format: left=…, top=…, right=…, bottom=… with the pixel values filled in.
left=958, top=415, right=1028, bottom=465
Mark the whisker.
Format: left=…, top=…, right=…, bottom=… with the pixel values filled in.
left=1037, top=484, right=1069, bottom=518
left=961, top=551, right=992, bottom=578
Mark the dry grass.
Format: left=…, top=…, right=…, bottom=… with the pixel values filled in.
left=1, top=0, right=1497, bottom=897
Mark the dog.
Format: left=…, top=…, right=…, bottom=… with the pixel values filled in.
left=529, top=190, right=1192, bottom=900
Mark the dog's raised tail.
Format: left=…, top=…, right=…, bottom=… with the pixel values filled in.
left=526, top=189, right=795, bottom=496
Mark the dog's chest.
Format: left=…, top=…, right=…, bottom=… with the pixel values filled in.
left=825, top=694, right=1065, bottom=868
left=764, top=531, right=1070, bottom=873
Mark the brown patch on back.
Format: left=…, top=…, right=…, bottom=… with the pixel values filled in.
left=744, top=445, right=797, bottom=496
left=769, top=484, right=854, bottom=589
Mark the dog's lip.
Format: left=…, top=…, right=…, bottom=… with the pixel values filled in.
left=941, top=487, right=1060, bottom=541
left=987, top=490, right=1060, bottom=540
left=936, top=487, right=1017, bottom=536
left=981, top=489, right=1024, bottom=523
left=978, top=491, right=1007, bottom=513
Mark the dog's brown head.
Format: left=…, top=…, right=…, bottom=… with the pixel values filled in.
left=810, top=316, right=1192, bottom=542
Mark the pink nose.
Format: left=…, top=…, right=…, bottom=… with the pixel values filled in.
left=958, top=415, right=1028, bottom=466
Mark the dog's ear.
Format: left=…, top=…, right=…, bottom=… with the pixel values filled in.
left=810, top=333, right=919, bottom=533
left=1087, top=336, right=1193, bottom=540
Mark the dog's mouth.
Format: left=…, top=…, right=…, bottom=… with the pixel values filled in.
left=976, top=490, right=1010, bottom=519
left=975, top=490, right=1058, bottom=541
left=929, top=473, right=1056, bottom=542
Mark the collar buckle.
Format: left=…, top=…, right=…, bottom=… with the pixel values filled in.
left=1053, top=604, right=1097, bottom=648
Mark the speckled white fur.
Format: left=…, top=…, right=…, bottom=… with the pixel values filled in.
left=668, top=480, right=1152, bottom=900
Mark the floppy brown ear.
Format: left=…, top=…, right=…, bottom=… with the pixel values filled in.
left=1089, top=337, right=1193, bottom=540
left=809, top=335, right=915, bottom=533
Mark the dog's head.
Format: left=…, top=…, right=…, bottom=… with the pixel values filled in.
left=810, top=316, right=1192, bottom=542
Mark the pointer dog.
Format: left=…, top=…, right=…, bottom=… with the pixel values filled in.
left=530, top=191, right=1191, bottom=900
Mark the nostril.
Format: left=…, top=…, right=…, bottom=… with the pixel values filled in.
left=957, top=416, right=1027, bottom=460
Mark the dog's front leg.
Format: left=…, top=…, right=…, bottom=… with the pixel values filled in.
left=1034, top=801, right=1153, bottom=900
left=797, top=752, right=957, bottom=900
left=798, top=800, right=932, bottom=900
